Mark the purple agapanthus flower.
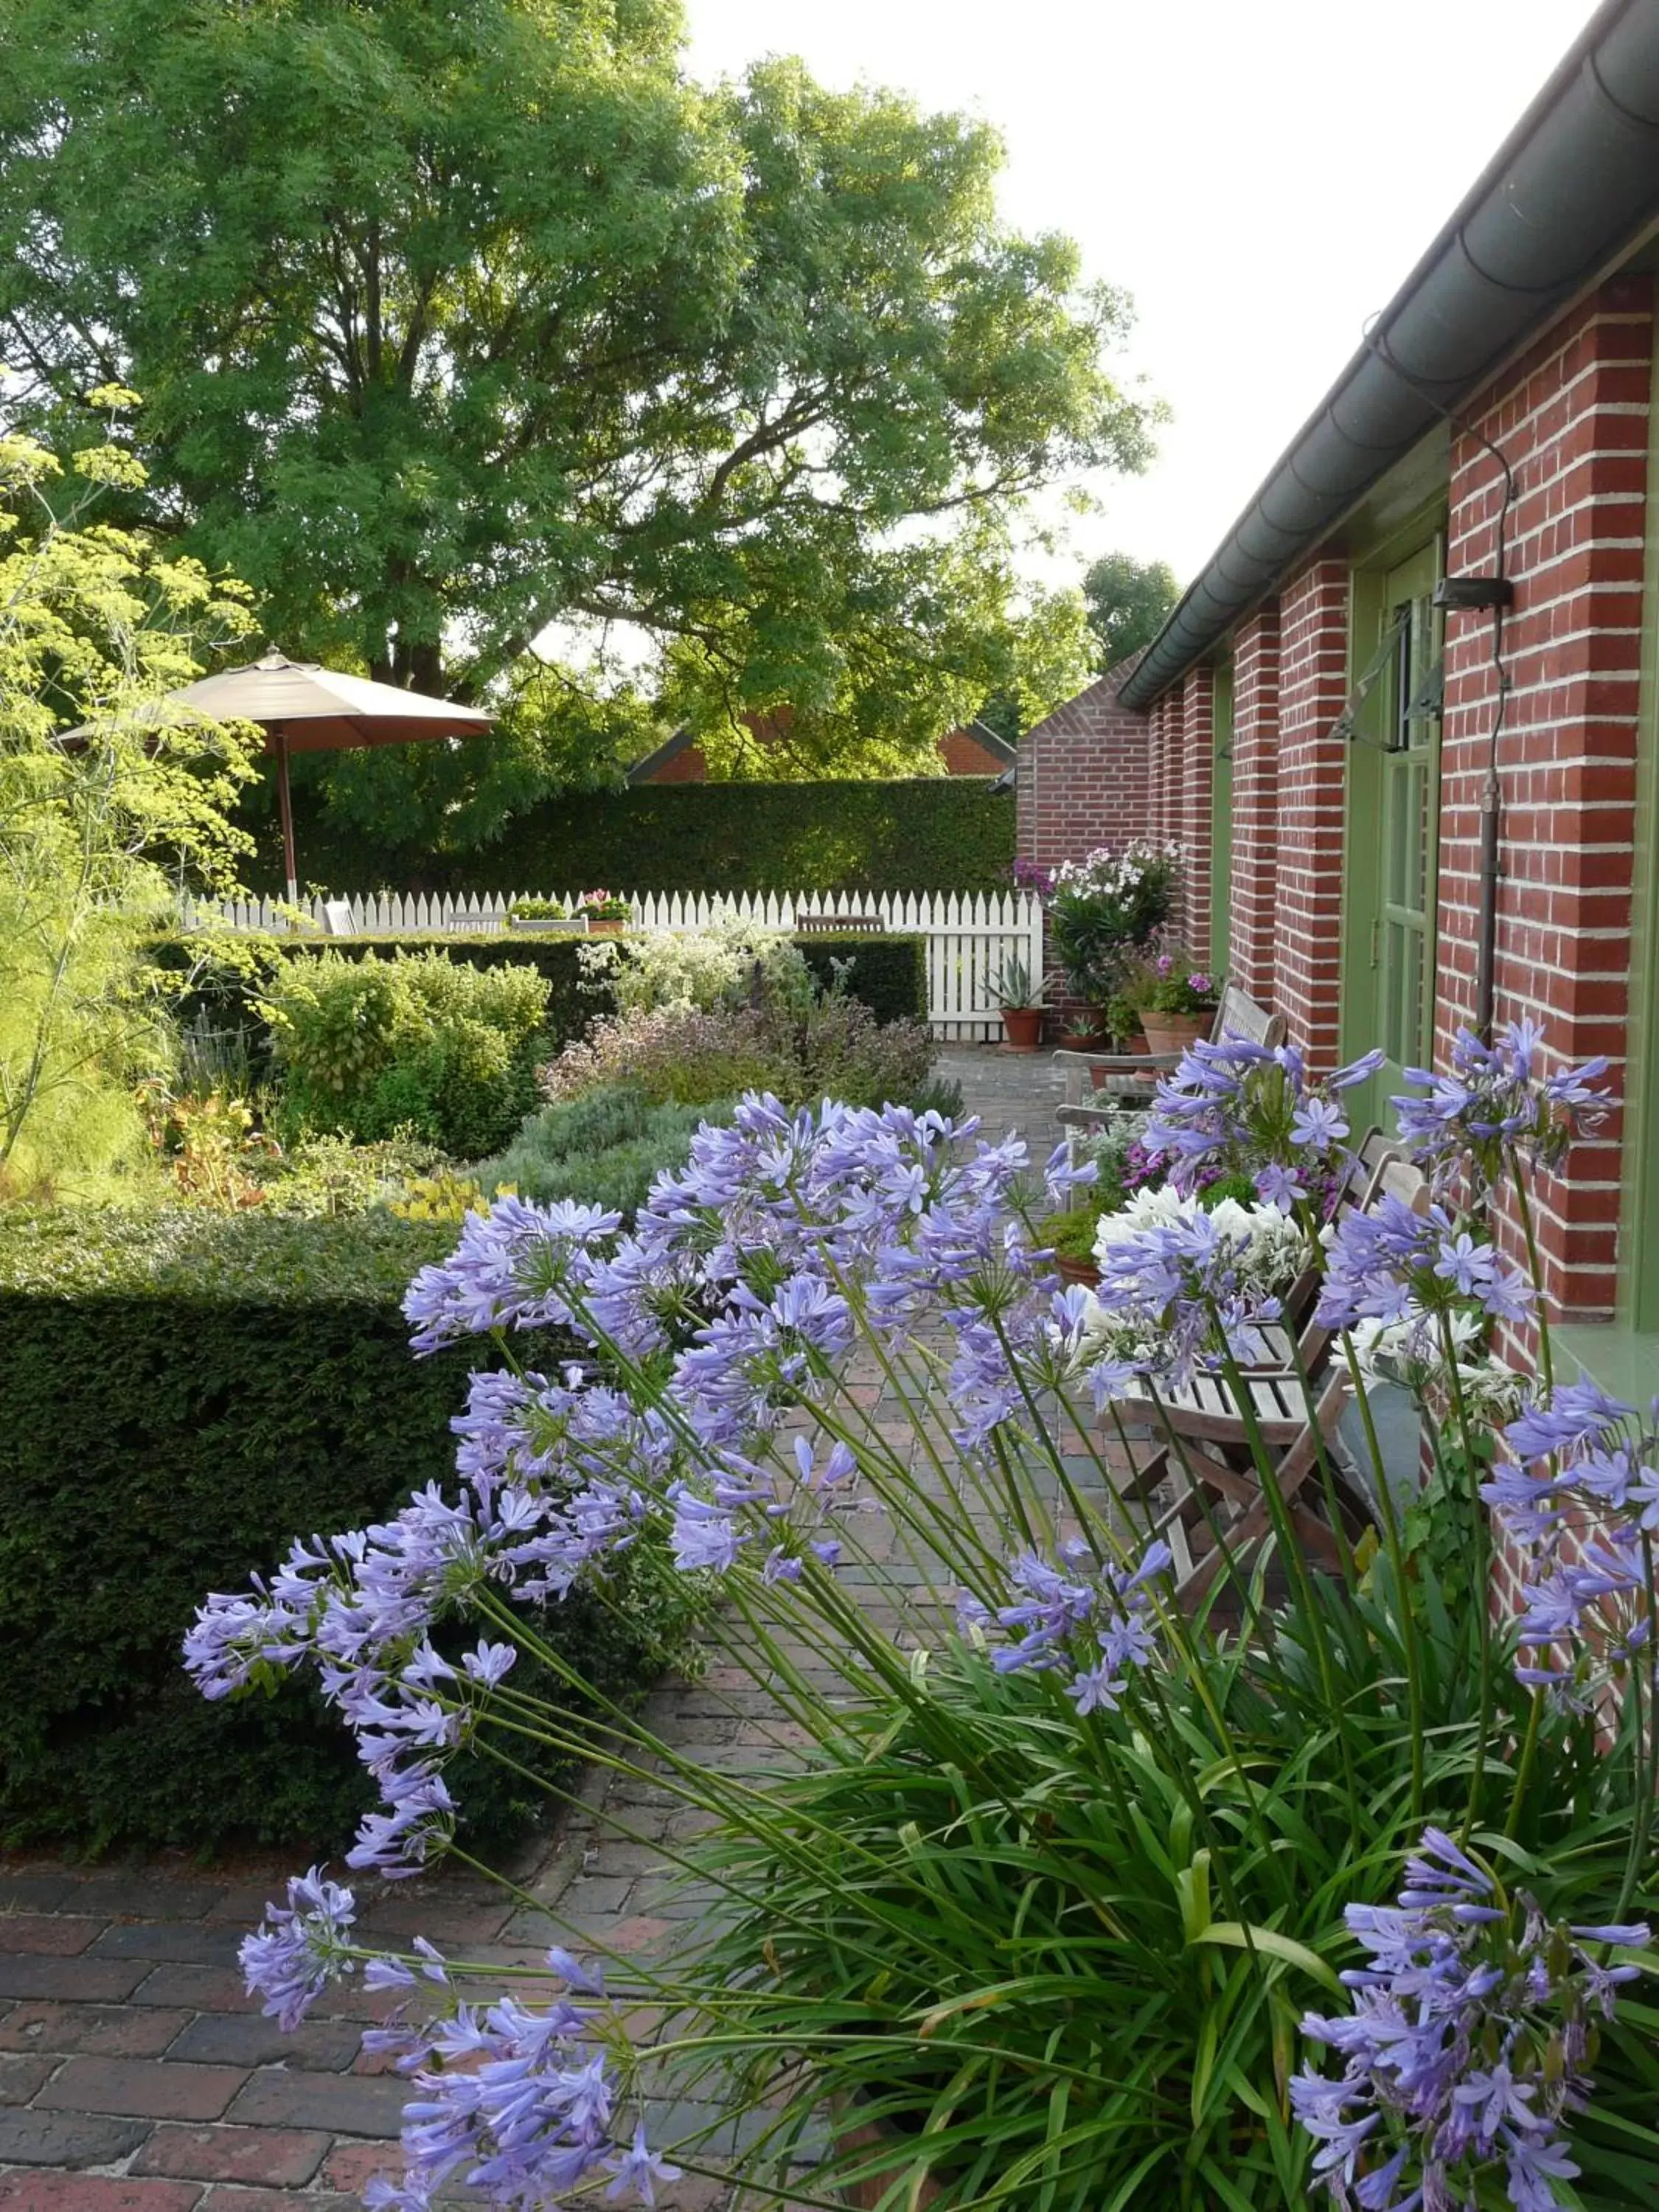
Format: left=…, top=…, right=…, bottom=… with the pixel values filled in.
left=1316, top=1197, right=1533, bottom=1335
left=1393, top=1022, right=1610, bottom=1197
left=240, top=1868, right=358, bottom=2030
left=981, top=1537, right=1172, bottom=1703
left=1293, top=1829, right=1649, bottom=2208
left=1144, top=1034, right=1381, bottom=1200
left=1484, top=1385, right=1659, bottom=1707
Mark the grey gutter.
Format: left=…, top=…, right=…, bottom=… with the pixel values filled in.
left=1120, top=0, right=1659, bottom=712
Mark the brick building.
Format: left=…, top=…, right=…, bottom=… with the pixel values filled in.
left=1017, top=0, right=1659, bottom=1394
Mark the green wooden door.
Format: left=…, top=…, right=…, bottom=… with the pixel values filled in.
left=1342, top=540, right=1442, bottom=1124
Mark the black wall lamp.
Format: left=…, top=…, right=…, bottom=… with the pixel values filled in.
left=1432, top=574, right=1515, bottom=613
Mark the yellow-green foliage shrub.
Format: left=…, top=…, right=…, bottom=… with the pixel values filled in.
left=261, top=948, right=552, bottom=1156
left=0, top=404, right=260, bottom=1200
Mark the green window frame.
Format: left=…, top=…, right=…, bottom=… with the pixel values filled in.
left=1340, top=535, right=1444, bottom=1127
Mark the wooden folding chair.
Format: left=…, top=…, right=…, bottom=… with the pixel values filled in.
left=1108, top=1149, right=1427, bottom=1609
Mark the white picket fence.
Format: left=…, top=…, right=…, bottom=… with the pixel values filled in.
left=203, top=886, right=1043, bottom=1040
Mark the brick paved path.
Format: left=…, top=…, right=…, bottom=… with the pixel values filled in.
left=0, top=1051, right=1067, bottom=2212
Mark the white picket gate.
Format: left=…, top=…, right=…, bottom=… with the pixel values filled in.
left=201, top=886, right=1043, bottom=1040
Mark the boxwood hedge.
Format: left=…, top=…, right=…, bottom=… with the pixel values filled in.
left=0, top=1208, right=698, bottom=1854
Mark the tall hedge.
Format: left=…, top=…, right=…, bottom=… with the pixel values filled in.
left=239, top=776, right=1015, bottom=898
left=0, top=1209, right=696, bottom=1854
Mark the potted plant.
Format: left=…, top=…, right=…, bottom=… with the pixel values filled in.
left=834, top=2105, right=947, bottom=2209
left=1042, top=840, right=1180, bottom=1016
left=507, top=897, right=588, bottom=936
left=1035, top=1200, right=1104, bottom=1284
left=1054, top=1014, right=1109, bottom=1052
left=578, top=890, right=632, bottom=936
left=1137, top=953, right=1220, bottom=1056
left=989, top=954, right=1047, bottom=1051
left=1103, top=979, right=1151, bottom=1054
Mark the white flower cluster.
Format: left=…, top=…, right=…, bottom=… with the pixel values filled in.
left=1050, top=838, right=1182, bottom=900
left=1348, top=1305, right=1523, bottom=1422
left=582, top=917, right=814, bottom=1016
left=1091, top=1184, right=1305, bottom=1295
left=1074, top=1187, right=1308, bottom=1376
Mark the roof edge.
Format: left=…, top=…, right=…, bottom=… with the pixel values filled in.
left=1121, top=0, right=1659, bottom=710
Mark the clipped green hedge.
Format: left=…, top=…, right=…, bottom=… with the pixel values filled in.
left=240, top=776, right=1015, bottom=898
left=0, top=1208, right=697, bottom=1854
left=796, top=936, right=928, bottom=1026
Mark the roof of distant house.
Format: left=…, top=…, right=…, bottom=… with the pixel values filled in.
left=625, top=717, right=1015, bottom=785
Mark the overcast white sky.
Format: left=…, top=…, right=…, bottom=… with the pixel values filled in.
left=684, top=0, right=1604, bottom=591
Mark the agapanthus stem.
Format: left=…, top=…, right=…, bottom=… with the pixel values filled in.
left=1617, top=1529, right=1659, bottom=1921
left=1141, top=1380, right=1273, bottom=1645
left=1503, top=1686, right=1545, bottom=1843
left=987, top=1306, right=1102, bottom=1546
left=1281, top=1332, right=1357, bottom=1590
left=1209, top=1325, right=1362, bottom=1849
left=1441, top=1315, right=1495, bottom=1844
left=1509, top=1149, right=1555, bottom=1399
left=1340, top=1329, right=1425, bottom=1824
left=462, top=1725, right=961, bottom=2001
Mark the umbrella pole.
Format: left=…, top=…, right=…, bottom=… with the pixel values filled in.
left=274, top=726, right=299, bottom=906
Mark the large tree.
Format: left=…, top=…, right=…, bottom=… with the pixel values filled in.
left=0, top=0, right=1153, bottom=815
left=1082, top=550, right=1180, bottom=672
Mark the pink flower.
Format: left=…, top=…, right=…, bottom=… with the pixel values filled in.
left=1189, top=973, right=1212, bottom=995
left=1156, top=954, right=1173, bottom=978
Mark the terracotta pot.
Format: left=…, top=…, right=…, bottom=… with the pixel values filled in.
left=835, top=2113, right=947, bottom=2209
left=1000, top=1006, right=1043, bottom=1051
left=1054, top=1251, right=1100, bottom=1287
left=585, top=917, right=628, bottom=936
left=1056, top=1026, right=1106, bottom=1054
left=1140, top=1010, right=1211, bottom=1056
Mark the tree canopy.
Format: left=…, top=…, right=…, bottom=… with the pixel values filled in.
left=1082, top=551, right=1181, bottom=672
left=0, top=0, right=1155, bottom=827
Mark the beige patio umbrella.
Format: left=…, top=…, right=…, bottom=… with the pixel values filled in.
left=77, top=649, right=495, bottom=902
left=178, top=650, right=495, bottom=902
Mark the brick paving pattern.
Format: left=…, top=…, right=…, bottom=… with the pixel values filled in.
left=0, top=1051, right=1066, bottom=2211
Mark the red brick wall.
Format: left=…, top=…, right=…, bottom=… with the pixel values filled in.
left=1229, top=605, right=1281, bottom=1001
left=1179, top=666, right=1215, bottom=961
left=1272, top=560, right=1352, bottom=1069
left=1155, top=695, right=1178, bottom=849
left=1436, top=275, right=1652, bottom=1324
left=642, top=741, right=709, bottom=784
left=939, top=726, right=1014, bottom=776
left=1016, top=669, right=1151, bottom=870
